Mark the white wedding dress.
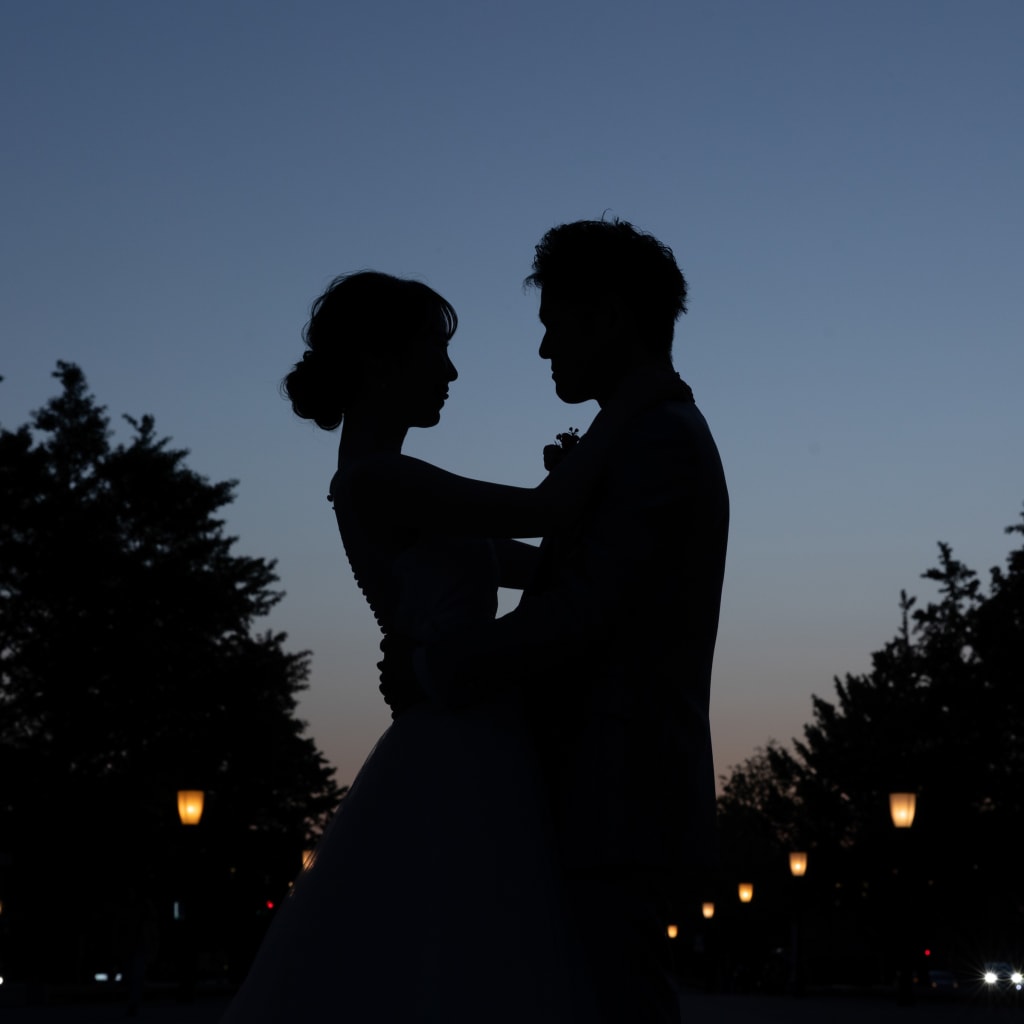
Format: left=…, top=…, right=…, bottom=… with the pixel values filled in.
left=221, top=467, right=594, bottom=1022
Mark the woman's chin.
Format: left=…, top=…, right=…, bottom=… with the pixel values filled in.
left=409, top=410, right=442, bottom=429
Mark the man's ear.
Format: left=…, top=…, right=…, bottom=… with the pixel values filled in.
left=602, top=294, right=629, bottom=340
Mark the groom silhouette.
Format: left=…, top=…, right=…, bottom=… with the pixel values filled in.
left=413, top=218, right=728, bottom=1023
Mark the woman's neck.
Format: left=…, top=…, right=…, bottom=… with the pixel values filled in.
left=338, top=409, right=409, bottom=464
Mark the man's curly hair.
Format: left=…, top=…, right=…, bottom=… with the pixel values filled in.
left=525, top=217, right=688, bottom=353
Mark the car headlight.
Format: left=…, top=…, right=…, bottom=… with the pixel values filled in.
left=984, top=971, right=998, bottom=984
left=1011, top=972, right=1023, bottom=986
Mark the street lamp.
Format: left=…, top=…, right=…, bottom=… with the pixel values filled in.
left=788, top=851, right=809, bottom=993
left=666, top=924, right=678, bottom=939
left=738, top=882, right=754, bottom=903
left=701, top=902, right=715, bottom=920
left=888, top=792, right=917, bottom=1004
left=177, top=790, right=204, bottom=826
left=889, top=792, right=916, bottom=829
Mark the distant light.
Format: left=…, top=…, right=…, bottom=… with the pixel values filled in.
left=984, top=971, right=997, bottom=984
left=666, top=924, right=678, bottom=939
left=115, top=973, right=123, bottom=982
left=924, top=949, right=931, bottom=957
left=173, top=901, right=184, bottom=921
left=701, top=902, right=715, bottom=920
left=1012, top=972, right=1023, bottom=985
left=738, top=883, right=754, bottom=903
left=789, top=852, right=808, bottom=877
left=302, top=849, right=315, bottom=871
left=265, top=900, right=275, bottom=910
left=889, top=792, right=916, bottom=828
left=0, top=976, right=5, bottom=986
left=94, top=973, right=109, bottom=982
left=177, top=790, right=205, bottom=826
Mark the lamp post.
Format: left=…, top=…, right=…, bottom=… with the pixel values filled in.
left=734, top=883, right=755, bottom=988
left=788, top=851, right=808, bottom=993
left=888, top=792, right=917, bottom=1005
left=174, top=789, right=205, bottom=1000
left=697, top=902, right=716, bottom=991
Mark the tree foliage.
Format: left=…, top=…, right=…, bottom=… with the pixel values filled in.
left=0, top=363, right=343, bottom=983
left=717, top=508, right=1024, bottom=978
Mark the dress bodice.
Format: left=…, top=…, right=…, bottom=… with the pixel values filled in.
left=329, top=466, right=498, bottom=643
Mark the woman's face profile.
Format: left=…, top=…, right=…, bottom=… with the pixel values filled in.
left=389, top=315, right=458, bottom=429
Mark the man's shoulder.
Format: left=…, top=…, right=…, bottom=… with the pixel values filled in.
left=596, top=399, right=727, bottom=516
left=617, top=398, right=722, bottom=466
left=636, top=392, right=710, bottom=430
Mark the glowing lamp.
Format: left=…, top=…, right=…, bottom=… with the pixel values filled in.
left=302, top=849, right=315, bottom=871
left=789, top=851, right=808, bottom=877
left=666, top=924, right=678, bottom=939
left=177, top=790, right=204, bottom=826
left=701, top=902, right=715, bottom=920
left=738, top=882, right=754, bottom=903
left=889, top=792, right=916, bottom=828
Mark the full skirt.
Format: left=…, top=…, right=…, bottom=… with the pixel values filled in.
left=221, top=695, right=595, bottom=1022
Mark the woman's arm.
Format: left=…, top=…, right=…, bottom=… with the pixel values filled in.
left=351, top=404, right=626, bottom=540
left=350, top=368, right=692, bottom=541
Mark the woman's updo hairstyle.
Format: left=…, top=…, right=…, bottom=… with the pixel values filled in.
left=284, top=271, right=458, bottom=430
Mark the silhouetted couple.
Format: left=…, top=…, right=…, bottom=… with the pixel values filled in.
left=222, top=218, right=728, bottom=1023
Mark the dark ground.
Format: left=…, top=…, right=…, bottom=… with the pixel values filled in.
left=0, top=987, right=1020, bottom=1022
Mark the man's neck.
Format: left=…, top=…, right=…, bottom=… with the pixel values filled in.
left=596, top=355, right=677, bottom=409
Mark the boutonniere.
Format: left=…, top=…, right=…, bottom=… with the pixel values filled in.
left=543, top=427, right=580, bottom=472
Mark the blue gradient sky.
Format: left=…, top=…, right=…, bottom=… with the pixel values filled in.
left=3, top=1, right=1022, bottom=788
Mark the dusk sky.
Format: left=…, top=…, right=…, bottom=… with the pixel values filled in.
left=3, top=1, right=1022, bottom=791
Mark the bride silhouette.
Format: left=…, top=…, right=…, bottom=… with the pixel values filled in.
left=220, top=271, right=625, bottom=1022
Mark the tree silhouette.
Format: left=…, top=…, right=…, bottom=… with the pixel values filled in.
left=0, top=363, right=343, bottom=986
left=717, top=508, right=1024, bottom=983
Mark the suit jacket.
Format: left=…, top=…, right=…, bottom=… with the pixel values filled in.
left=522, top=392, right=727, bottom=874
left=429, top=384, right=728, bottom=875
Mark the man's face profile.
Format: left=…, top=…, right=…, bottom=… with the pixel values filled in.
left=538, top=291, right=620, bottom=406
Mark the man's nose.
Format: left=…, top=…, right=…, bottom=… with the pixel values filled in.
left=539, top=331, right=551, bottom=359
